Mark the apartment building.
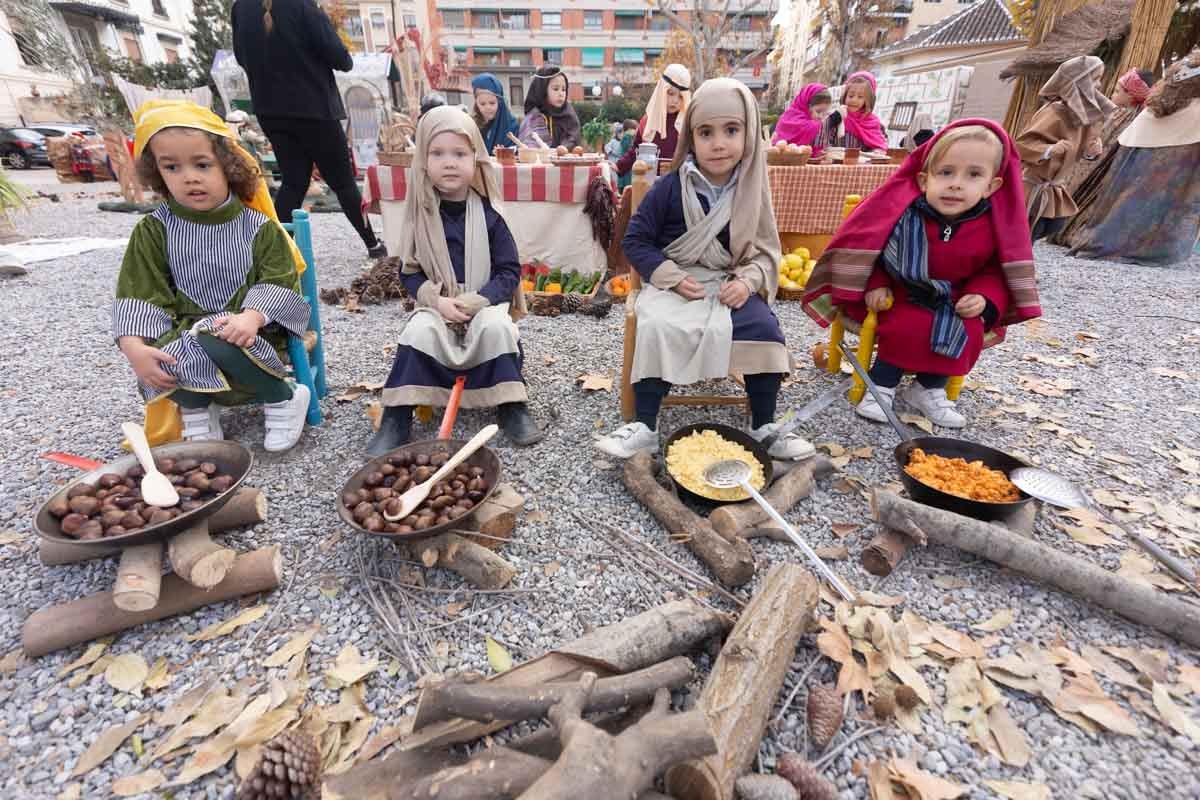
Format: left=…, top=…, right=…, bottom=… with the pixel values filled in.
left=1, top=0, right=195, bottom=125
left=432, top=1, right=774, bottom=107
left=341, top=0, right=424, bottom=53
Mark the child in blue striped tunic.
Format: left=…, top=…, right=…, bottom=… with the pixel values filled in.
left=113, top=100, right=312, bottom=452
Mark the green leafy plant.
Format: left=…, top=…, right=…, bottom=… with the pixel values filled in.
left=581, top=115, right=613, bottom=152
left=0, top=169, right=30, bottom=213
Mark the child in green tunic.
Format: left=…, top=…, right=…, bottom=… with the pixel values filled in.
left=114, top=100, right=313, bottom=452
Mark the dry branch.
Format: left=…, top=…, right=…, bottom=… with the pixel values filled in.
left=873, top=490, right=1200, bottom=647
left=412, top=656, right=694, bottom=731
left=391, top=747, right=551, bottom=800
left=406, top=532, right=517, bottom=589
left=860, top=529, right=913, bottom=577
left=666, top=564, right=818, bottom=800
left=623, top=451, right=755, bottom=587
left=708, top=456, right=833, bottom=539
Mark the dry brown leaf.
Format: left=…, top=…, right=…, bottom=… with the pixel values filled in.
left=152, top=689, right=248, bottom=760
left=326, top=685, right=368, bottom=724
left=263, top=626, right=319, bottom=668
left=171, top=732, right=236, bottom=785
left=70, top=714, right=148, bottom=776
left=1178, top=665, right=1200, bottom=695
left=987, top=704, right=1032, bottom=767
left=1153, top=682, right=1200, bottom=743
left=325, top=644, right=379, bottom=688
left=1103, top=646, right=1170, bottom=684
left=143, top=657, right=172, bottom=691
left=887, top=756, right=966, bottom=799
left=0, top=530, right=23, bottom=545
left=1079, top=646, right=1142, bottom=691
left=111, top=769, right=166, bottom=797
left=329, top=715, right=375, bottom=774
left=57, top=639, right=112, bottom=678
left=1054, top=520, right=1116, bottom=547
left=365, top=400, right=383, bottom=430
left=1056, top=677, right=1141, bottom=736
left=56, top=785, right=82, bottom=800
left=866, top=759, right=896, bottom=800
left=543, top=560, right=562, bottom=577
left=576, top=373, right=613, bottom=392
left=445, top=602, right=468, bottom=617
left=850, top=445, right=875, bottom=458
left=1150, top=367, right=1191, bottom=380
left=357, top=724, right=407, bottom=764
left=815, top=544, right=850, bottom=560
left=933, top=575, right=969, bottom=590
left=972, top=609, right=1015, bottom=633
left=185, top=604, right=269, bottom=642
left=928, top=622, right=984, bottom=661
left=857, top=591, right=904, bottom=608
left=818, top=618, right=873, bottom=699
left=899, top=412, right=934, bottom=434
left=983, top=780, right=1051, bottom=800
left=830, top=522, right=860, bottom=538
left=233, top=704, right=300, bottom=748
left=1018, top=375, right=1075, bottom=398
left=0, top=648, right=26, bottom=675
left=154, top=680, right=218, bottom=728
left=334, top=381, right=385, bottom=403
left=105, top=653, right=149, bottom=694
left=526, top=509, right=549, bottom=524
left=817, top=442, right=847, bottom=457
left=1116, top=550, right=1189, bottom=592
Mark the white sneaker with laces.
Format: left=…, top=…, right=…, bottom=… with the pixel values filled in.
left=263, top=384, right=311, bottom=452
left=182, top=405, right=224, bottom=442
left=901, top=383, right=966, bottom=428
left=750, top=422, right=816, bottom=461
left=855, top=386, right=896, bottom=423
left=595, top=422, right=658, bottom=459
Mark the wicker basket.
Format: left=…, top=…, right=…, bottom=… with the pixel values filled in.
left=766, top=151, right=811, bottom=167
left=377, top=151, right=413, bottom=167
left=776, top=285, right=807, bottom=302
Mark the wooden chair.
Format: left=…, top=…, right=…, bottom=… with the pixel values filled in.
left=619, top=161, right=749, bottom=422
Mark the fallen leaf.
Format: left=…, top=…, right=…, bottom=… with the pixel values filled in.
left=933, top=575, right=969, bottom=590
left=105, top=653, right=149, bottom=694
left=57, top=639, right=112, bottom=678
left=857, top=591, right=904, bottom=608
left=817, top=442, right=847, bottom=457
left=0, top=648, right=25, bottom=675
left=1150, top=367, right=1191, bottom=380
left=576, top=373, right=613, bottom=392
left=818, top=618, right=873, bottom=699
left=329, top=715, right=375, bottom=773
left=486, top=636, right=513, bottom=673
left=365, top=401, right=383, bottom=431
left=984, top=779, right=1051, bottom=800
left=233, top=704, right=301, bottom=748
left=1102, top=646, right=1170, bottom=684
left=143, top=657, right=172, bottom=691
left=0, top=531, right=23, bottom=545
left=325, top=644, right=379, bottom=688
left=987, top=704, right=1032, bottom=767
left=526, top=509, right=549, bottom=524
left=1116, top=550, right=1189, bottom=592
left=154, top=680, right=218, bottom=728
left=1056, top=677, right=1141, bottom=736
left=1054, top=521, right=1116, bottom=547
left=973, top=609, right=1015, bottom=633
left=1018, top=375, right=1075, bottom=398
left=899, top=412, right=934, bottom=434
left=185, top=604, right=269, bottom=642
left=1153, top=682, right=1200, bottom=743
left=334, top=381, right=385, bottom=403
left=171, top=733, right=236, bottom=784
left=357, top=724, right=407, bottom=764
left=1178, top=665, right=1200, bottom=695
left=543, top=561, right=562, bottom=577
left=1079, top=646, right=1142, bottom=691
left=815, top=545, right=849, bottom=560
left=887, top=756, right=966, bottom=799
left=830, top=522, right=859, bottom=539
left=850, top=445, right=875, bottom=458
left=56, top=785, right=82, bottom=800
left=445, top=602, right=468, bottom=617
left=111, top=769, right=166, bottom=796
left=263, top=626, right=319, bottom=668
left=70, top=714, right=148, bottom=776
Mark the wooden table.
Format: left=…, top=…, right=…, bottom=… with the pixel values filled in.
left=769, top=163, right=900, bottom=257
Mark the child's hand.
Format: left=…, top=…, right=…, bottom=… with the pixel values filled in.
left=865, top=287, right=893, bottom=312
left=955, top=294, right=986, bottom=319
left=436, top=296, right=471, bottom=323
left=718, top=278, right=751, bottom=309
left=673, top=276, right=706, bottom=301
left=1086, top=137, right=1104, bottom=158
left=1050, top=140, right=1071, bottom=158
left=213, top=310, right=265, bottom=348
left=120, top=338, right=177, bottom=391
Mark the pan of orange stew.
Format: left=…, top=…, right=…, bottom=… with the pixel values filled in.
left=895, top=437, right=1031, bottom=521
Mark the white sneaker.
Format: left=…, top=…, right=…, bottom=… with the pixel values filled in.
left=595, top=422, right=658, bottom=459
left=750, top=422, right=815, bottom=461
left=263, top=383, right=311, bottom=452
left=901, top=383, right=965, bottom=428
left=181, top=404, right=224, bottom=442
left=855, top=386, right=896, bottom=423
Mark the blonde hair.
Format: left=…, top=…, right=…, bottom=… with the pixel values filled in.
left=922, top=125, right=1004, bottom=175
left=844, top=77, right=875, bottom=112
left=263, top=0, right=274, bottom=33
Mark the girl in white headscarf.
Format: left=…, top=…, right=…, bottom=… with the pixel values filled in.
left=369, top=107, right=541, bottom=454
left=616, top=64, right=692, bottom=177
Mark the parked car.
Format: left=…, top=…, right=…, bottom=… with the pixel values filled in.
left=0, top=128, right=50, bottom=169
left=29, top=122, right=97, bottom=139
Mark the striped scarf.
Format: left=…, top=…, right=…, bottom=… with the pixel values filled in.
left=882, top=201, right=966, bottom=359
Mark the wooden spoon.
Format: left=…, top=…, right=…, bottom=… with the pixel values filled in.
left=384, top=424, right=498, bottom=521
left=121, top=421, right=180, bottom=508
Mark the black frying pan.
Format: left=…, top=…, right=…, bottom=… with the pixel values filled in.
left=837, top=342, right=1031, bottom=521
left=663, top=422, right=774, bottom=506
left=33, top=440, right=253, bottom=548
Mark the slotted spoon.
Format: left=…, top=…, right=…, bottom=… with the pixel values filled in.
left=705, top=459, right=856, bottom=602
left=121, top=421, right=179, bottom=508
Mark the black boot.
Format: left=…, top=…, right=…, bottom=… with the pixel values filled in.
left=497, top=402, right=544, bottom=447
left=366, top=405, right=413, bottom=455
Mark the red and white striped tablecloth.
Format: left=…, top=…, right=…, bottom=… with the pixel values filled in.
left=363, top=162, right=615, bottom=212
left=769, top=164, right=899, bottom=234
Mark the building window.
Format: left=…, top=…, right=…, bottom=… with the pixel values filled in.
left=541, top=11, right=561, bottom=31
left=474, top=47, right=501, bottom=65
left=888, top=101, right=918, bottom=131
left=614, top=12, right=643, bottom=31
left=732, top=15, right=754, bottom=32
left=510, top=77, right=524, bottom=108
left=370, top=10, right=387, bottom=30
left=581, top=47, right=604, bottom=67
left=874, top=28, right=887, bottom=47
left=502, top=11, right=529, bottom=30
left=505, top=49, right=532, bottom=66
left=122, top=34, right=143, bottom=63
left=474, top=11, right=500, bottom=29
left=10, top=20, right=43, bottom=67
left=649, top=12, right=670, bottom=31
left=152, top=0, right=168, bottom=17
left=163, top=46, right=180, bottom=63
left=614, top=48, right=643, bottom=64
left=583, top=11, right=603, bottom=31
left=441, top=9, right=466, bottom=28
left=346, top=15, right=364, bottom=37
left=543, top=47, right=563, bottom=64
left=404, top=13, right=417, bottom=28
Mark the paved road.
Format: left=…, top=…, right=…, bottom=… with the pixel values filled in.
left=7, top=166, right=121, bottom=197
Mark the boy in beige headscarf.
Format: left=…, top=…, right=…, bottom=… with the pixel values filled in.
left=369, top=107, right=541, bottom=453
left=598, top=78, right=814, bottom=461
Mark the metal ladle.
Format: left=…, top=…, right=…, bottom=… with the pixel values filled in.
left=1010, top=467, right=1198, bottom=588
left=704, top=459, right=857, bottom=602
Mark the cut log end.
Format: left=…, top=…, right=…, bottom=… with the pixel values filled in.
left=113, top=542, right=163, bottom=612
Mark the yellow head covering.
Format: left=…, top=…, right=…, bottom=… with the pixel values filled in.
left=133, top=99, right=306, bottom=274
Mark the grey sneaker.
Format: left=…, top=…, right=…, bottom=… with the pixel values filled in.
left=750, top=422, right=816, bottom=460
left=901, top=383, right=965, bottom=428
left=855, top=386, right=896, bottom=423
left=595, top=422, right=658, bottom=459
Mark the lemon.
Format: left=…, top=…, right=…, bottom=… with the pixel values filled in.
left=791, top=246, right=810, bottom=259
left=783, top=253, right=806, bottom=270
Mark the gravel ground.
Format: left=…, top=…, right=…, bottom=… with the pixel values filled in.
left=1, top=192, right=1198, bottom=800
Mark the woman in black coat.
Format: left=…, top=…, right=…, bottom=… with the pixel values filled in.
left=232, top=0, right=385, bottom=258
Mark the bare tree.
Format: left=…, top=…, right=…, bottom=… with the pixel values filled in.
left=812, top=0, right=907, bottom=84
left=648, top=0, right=779, bottom=83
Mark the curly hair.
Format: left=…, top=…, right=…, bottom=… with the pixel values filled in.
left=137, top=129, right=262, bottom=203
left=1146, top=48, right=1200, bottom=118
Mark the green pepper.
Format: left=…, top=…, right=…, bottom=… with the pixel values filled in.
left=535, top=272, right=548, bottom=291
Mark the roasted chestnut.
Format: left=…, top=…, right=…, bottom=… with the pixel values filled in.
left=68, top=495, right=99, bottom=516
left=177, top=486, right=200, bottom=500
left=364, top=471, right=384, bottom=488
left=147, top=508, right=173, bottom=526
left=174, top=458, right=200, bottom=473
left=78, top=520, right=104, bottom=540
left=47, top=497, right=70, bottom=518
left=67, top=484, right=97, bottom=500
left=60, top=513, right=87, bottom=536
left=210, top=475, right=234, bottom=494
left=156, top=458, right=176, bottom=474
left=186, top=472, right=211, bottom=491
left=364, top=514, right=385, bottom=532
left=199, top=462, right=218, bottom=476
left=372, top=487, right=394, bottom=502
left=343, top=491, right=361, bottom=509
left=97, top=474, right=124, bottom=490
left=415, top=453, right=431, bottom=467
left=353, top=501, right=375, bottom=523
left=107, top=525, right=127, bottom=536
left=180, top=500, right=203, bottom=512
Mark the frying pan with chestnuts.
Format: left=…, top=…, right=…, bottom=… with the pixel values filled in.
left=338, top=438, right=502, bottom=541
left=33, top=441, right=253, bottom=548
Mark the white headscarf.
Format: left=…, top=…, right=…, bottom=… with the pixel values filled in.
left=643, top=63, right=692, bottom=142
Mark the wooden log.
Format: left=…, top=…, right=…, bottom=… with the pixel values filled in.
left=392, top=747, right=551, bottom=800
left=39, top=487, right=267, bottom=566
left=521, top=677, right=716, bottom=800
left=412, top=656, right=694, bottom=731
left=23, top=546, right=283, bottom=657
left=113, top=542, right=163, bottom=612
left=325, top=747, right=464, bottom=800
left=872, top=490, right=1200, bottom=647
left=409, top=532, right=517, bottom=589
left=459, top=484, right=524, bottom=551
left=666, top=564, right=818, bottom=800
left=708, top=457, right=833, bottom=540
left=168, top=521, right=236, bottom=588
left=623, top=451, right=756, bottom=587
left=402, top=600, right=731, bottom=751
left=861, top=529, right=913, bottom=577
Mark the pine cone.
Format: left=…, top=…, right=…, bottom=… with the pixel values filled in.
left=237, top=730, right=321, bottom=800
left=776, top=754, right=838, bottom=800
left=579, top=289, right=613, bottom=319
left=562, top=293, right=585, bottom=314
left=894, top=684, right=920, bottom=710
left=736, top=773, right=798, bottom=800
left=806, top=684, right=844, bottom=748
